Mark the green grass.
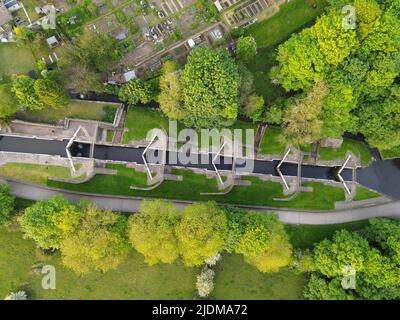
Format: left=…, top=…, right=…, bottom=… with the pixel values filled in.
left=245, top=0, right=329, bottom=48
left=0, top=44, right=36, bottom=76
left=123, top=107, right=170, bottom=143
left=0, top=220, right=374, bottom=300
left=17, top=100, right=118, bottom=124
left=213, top=254, right=306, bottom=300
left=57, top=0, right=100, bottom=38
left=318, top=138, right=372, bottom=166
left=259, top=126, right=286, bottom=155
left=0, top=163, right=84, bottom=185
left=0, top=227, right=199, bottom=299
left=285, top=220, right=370, bottom=249
left=353, top=186, right=381, bottom=202
left=380, top=146, right=400, bottom=160
left=123, top=107, right=258, bottom=150
left=48, top=165, right=345, bottom=210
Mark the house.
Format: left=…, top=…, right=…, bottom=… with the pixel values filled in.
left=46, top=35, right=59, bottom=48
left=4, top=0, right=20, bottom=12
left=0, top=3, right=12, bottom=29
left=123, top=70, right=136, bottom=82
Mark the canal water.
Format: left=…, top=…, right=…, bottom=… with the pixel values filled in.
left=0, top=135, right=399, bottom=199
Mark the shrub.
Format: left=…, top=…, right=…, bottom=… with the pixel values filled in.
left=196, top=267, right=215, bottom=298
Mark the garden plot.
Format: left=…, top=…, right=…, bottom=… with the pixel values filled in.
left=224, top=0, right=274, bottom=26
left=155, top=0, right=195, bottom=17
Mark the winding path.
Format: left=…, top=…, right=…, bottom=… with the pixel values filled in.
left=2, top=178, right=399, bottom=225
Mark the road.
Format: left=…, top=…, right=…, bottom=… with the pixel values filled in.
left=2, top=178, right=400, bottom=225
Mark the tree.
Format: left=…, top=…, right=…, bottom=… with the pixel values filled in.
left=304, top=274, right=353, bottom=300
left=0, top=184, right=15, bottom=225
left=20, top=195, right=80, bottom=249
left=11, top=75, right=43, bottom=110
left=180, top=47, right=240, bottom=128
left=34, top=79, right=69, bottom=108
left=235, top=212, right=292, bottom=273
left=364, top=218, right=400, bottom=264
left=281, top=79, right=328, bottom=146
left=358, top=96, right=400, bottom=150
left=158, top=61, right=185, bottom=120
left=242, top=93, right=264, bottom=122
left=119, top=79, right=154, bottom=106
left=312, top=10, right=358, bottom=66
left=236, top=36, right=257, bottom=62
left=59, top=31, right=119, bottom=93
left=312, top=230, right=371, bottom=278
left=128, top=200, right=180, bottom=265
left=265, top=105, right=283, bottom=125
left=275, top=28, right=326, bottom=91
left=175, top=202, right=227, bottom=267
left=306, top=220, right=400, bottom=300
left=61, top=205, right=129, bottom=274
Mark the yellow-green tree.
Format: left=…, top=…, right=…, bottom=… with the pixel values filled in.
left=128, top=200, right=180, bottom=265
left=61, top=205, right=129, bottom=274
left=175, top=202, right=227, bottom=267
left=158, top=61, right=185, bottom=120
left=282, top=79, right=328, bottom=146
left=236, top=212, right=292, bottom=273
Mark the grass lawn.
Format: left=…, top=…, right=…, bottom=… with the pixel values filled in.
left=259, top=126, right=286, bottom=155
left=380, top=146, right=400, bottom=160
left=0, top=218, right=375, bottom=299
left=318, top=138, right=372, bottom=166
left=213, top=254, right=306, bottom=300
left=0, top=44, right=36, bottom=76
left=245, top=0, right=329, bottom=48
left=17, top=100, right=119, bottom=124
left=48, top=164, right=345, bottom=210
left=0, top=163, right=84, bottom=185
left=123, top=107, right=258, bottom=150
left=123, top=107, right=170, bottom=143
left=285, top=220, right=370, bottom=249
left=0, top=227, right=199, bottom=299
left=353, top=186, right=381, bottom=202
left=0, top=83, right=18, bottom=116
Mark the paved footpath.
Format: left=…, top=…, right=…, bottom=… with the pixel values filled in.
left=2, top=178, right=400, bottom=225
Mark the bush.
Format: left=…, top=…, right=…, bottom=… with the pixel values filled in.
left=4, top=291, right=27, bottom=300
left=196, top=267, right=215, bottom=298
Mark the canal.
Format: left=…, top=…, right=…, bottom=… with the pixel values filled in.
left=0, top=135, right=399, bottom=199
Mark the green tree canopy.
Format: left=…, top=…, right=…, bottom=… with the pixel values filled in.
left=236, top=212, right=292, bottom=273
left=175, top=202, right=227, bottom=267
left=61, top=205, right=129, bottom=274
left=34, top=79, right=70, bottom=109
left=281, top=79, right=328, bottom=146
left=59, top=31, right=119, bottom=93
left=158, top=61, right=185, bottom=120
left=128, top=200, right=180, bottom=265
left=236, top=36, right=257, bottom=62
left=119, top=79, right=154, bottom=106
left=20, top=195, right=80, bottom=249
left=11, top=75, right=43, bottom=110
left=180, top=47, right=240, bottom=128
